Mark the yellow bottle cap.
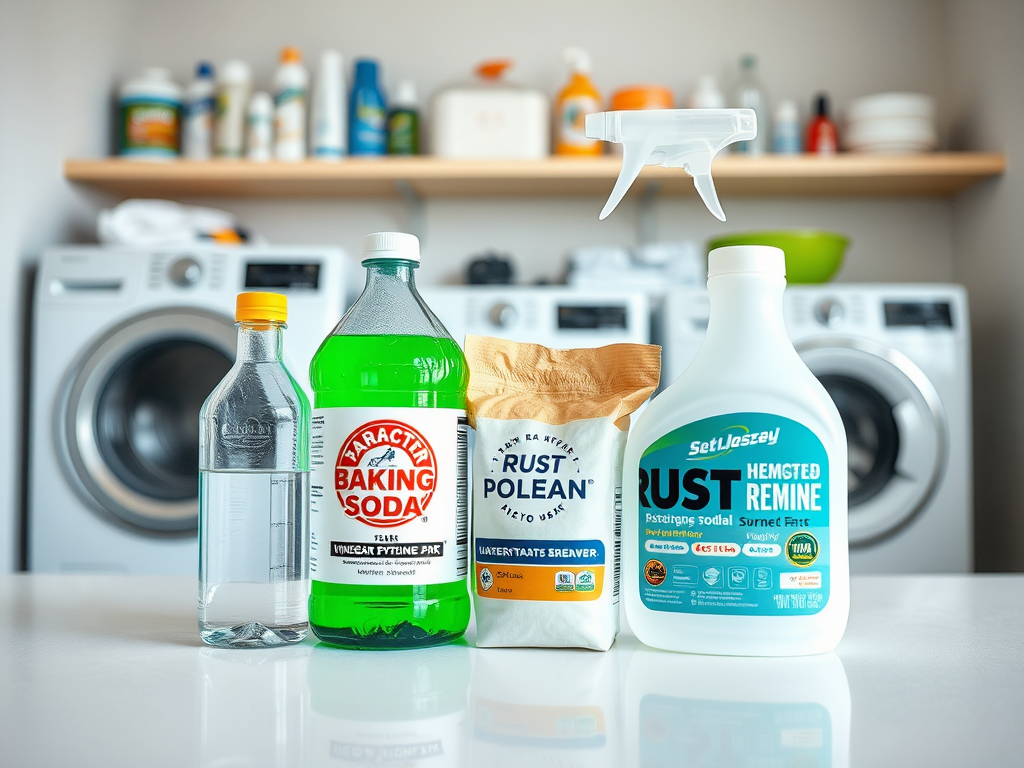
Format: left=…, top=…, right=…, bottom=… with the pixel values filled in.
left=281, top=46, right=302, bottom=64
left=236, top=292, right=287, bottom=323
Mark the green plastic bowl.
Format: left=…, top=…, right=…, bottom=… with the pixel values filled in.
left=706, top=231, right=850, bottom=284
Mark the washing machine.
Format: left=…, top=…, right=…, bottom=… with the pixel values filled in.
left=28, top=245, right=346, bottom=574
left=418, top=286, right=650, bottom=348
left=661, top=284, right=972, bottom=574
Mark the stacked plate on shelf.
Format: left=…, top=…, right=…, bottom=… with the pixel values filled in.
left=844, top=92, right=937, bottom=154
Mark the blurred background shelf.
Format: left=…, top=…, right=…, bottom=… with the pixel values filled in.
left=65, top=153, right=1005, bottom=199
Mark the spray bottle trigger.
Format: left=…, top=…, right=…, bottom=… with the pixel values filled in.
left=598, top=137, right=658, bottom=220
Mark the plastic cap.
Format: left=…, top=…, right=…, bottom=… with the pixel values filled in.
left=196, top=61, right=214, bottom=79
left=393, top=80, right=418, bottom=107
left=775, top=99, right=799, bottom=122
left=280, top=46, right=302, bottom=64
left=248, top=91, right=273, bottom=116
left=220, top=60, right=251, bottom=84
left=609, top=86, right=673, bottom=111
left=815, top=94, right=830, bottom=117
left=563, top=47, right=592, bottom=74
left=708, top=245, right=786, bottom=278
left=476, top=59, right=513, bottom=80
left=355, top=59, right=379, bottom=79
left=362, top=232, right=420, bottom=263
left=236, top=292, right=288, bottom=323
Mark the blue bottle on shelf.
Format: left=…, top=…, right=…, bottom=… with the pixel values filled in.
left=349, top=59, right=387, bottom=156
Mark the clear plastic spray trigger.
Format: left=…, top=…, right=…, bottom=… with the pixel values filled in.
left=585, top=109, right=756, bottom=221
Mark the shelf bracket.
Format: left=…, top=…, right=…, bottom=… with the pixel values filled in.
left=395, top=180, right=426, bottom=243
left=638, top=180, right=661, bottom=245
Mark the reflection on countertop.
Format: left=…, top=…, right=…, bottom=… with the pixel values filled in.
left=0, top=574, right=1022, bottom=767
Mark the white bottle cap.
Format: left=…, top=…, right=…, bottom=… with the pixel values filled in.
left=563, top=47, right=592, bottom=74
left=393, top=80, right=418, bottom=108
left=362, top=232, right=421, bottom=262
left=248, top=91, right=273, bottom=117
left=220, top=60, right=251, bottom=84
left=708, top=245, right=785, bottom=278
left=774, top=99, right=799, bottom=123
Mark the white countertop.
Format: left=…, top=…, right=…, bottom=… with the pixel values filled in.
left=0, top=574, right=1021, bottom=767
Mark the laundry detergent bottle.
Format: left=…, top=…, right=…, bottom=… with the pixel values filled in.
left=622, top=246, right=849, bottom=655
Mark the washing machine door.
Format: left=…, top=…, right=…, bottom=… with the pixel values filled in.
left=58, top=307, right=236, bottom=533
left=796, top=337, right=946, bottom=547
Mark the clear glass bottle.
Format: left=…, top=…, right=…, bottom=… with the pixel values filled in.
left=733, top=54, right=769, bottom=154
left=198, top=292, right=311, bottom=647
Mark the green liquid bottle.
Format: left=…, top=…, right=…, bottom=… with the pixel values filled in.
left=308, top=232, right=470, bottom=648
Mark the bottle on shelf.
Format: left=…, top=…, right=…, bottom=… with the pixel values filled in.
left=554, top=47, right=603, bottom=156
left=732, top=55, right=769, bottom=154
left=349, top=59, right=387, bottom=156
left=806, top=93, right=839, bottom=155
left=308, top=232, right=471, bottom=649
left=310, top=49, right=346, bottom=161
left=118, top=68, right=182, bottom=159
left=215, top=60, right=252, bottom=159
left=386, top=80, right=421, bottom=155
left=274, top=47, right=309, bottom=161
left=183, top=62, right=216, bottom=160
left=198, top=292, right=311, bottom=648
left=687, top=75, right=725, bottom=109
left=246, top=91, right=274, bottom=162
left=772, top=99, right=802, bottom=154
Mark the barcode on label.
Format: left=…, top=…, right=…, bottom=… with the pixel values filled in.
left=613, top=486, right=622, bottom=602
left=456, top=417, right=469, bottom=577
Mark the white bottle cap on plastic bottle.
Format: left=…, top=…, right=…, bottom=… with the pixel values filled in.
left=220, top=60, right=251, bottom=85
left=708, top=245, right=786, bottom=278
left=362, top=232, right=421, bottom=263
left=393, top=80, right=418, bottom=108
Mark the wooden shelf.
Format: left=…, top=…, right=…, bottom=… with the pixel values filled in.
left=65, top=153, right=1006, bottom=200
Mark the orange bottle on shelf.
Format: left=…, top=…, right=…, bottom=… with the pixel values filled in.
left=554, top=48, right=603, bottom=156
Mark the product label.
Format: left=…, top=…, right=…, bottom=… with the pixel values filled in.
left=120, top=98, right=180, bottom=155
left=274, top=89, right=306, bottom=150
left=310, top=407, right=468, bottom=586
left=637, top=413, right=830, bottom=616
left=473, top=417, right=621, bottom=605
left=559, top=95, right=600, bottom=146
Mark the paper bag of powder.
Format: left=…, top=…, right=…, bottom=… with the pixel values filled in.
left=466, top=335, right=660, bottom=650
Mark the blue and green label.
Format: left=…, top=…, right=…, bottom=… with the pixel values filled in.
left=638, top=413, right=830, bottom=616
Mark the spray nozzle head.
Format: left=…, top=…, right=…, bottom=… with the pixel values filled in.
left=562, top=47, right=592, bottom=74
left=585, top=108, right=757, bottom=221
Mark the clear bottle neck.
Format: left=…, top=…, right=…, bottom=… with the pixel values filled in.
left=363, top=258, right=418, bottom=292
left=236, top=322, right=285, bottom=362
left=334, top=258, right=449, bottom=338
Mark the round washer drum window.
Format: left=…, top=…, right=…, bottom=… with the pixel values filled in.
left=94, top=340, right=232, bottom=502
left=816, top=374, right=900, bottom=508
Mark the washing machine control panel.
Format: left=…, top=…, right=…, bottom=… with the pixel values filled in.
left=814, top=297, right=845, bottom=327
left=168, top=257, right=202, bottom=287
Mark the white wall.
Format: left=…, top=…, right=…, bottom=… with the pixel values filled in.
left=947, top=0, right=1024, bottom=571
left=0, top=0, right=976, bottom=569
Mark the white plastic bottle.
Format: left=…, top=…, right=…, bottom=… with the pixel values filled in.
left=687, top=75, right=725, bottom=109
left=310, top=49, right=346, bottom=160
left=183, top=62, right=216, bottom=159
left=246, top=92, right=274, bottom=162
left=622, top=246, right=849, bottom=655
left=772, top=99, right=802, bottom=154
left=274, top=46, right=309, bottom=161
left=215, top=60, right=251, bottom=159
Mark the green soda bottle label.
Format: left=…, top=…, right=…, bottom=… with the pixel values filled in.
left=637, top=413, right=831, bottom=616
left=310, top=407, right=468, bottom=586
